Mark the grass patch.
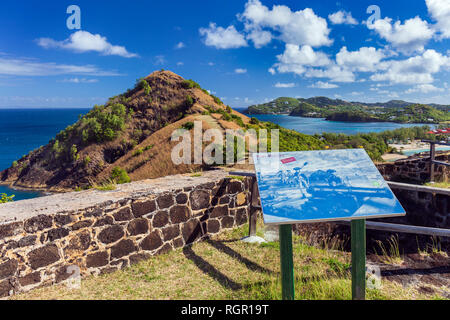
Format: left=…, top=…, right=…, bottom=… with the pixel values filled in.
left=11, top=222, right=441, bottom=300
left=424, top=181, right=450, bottom=189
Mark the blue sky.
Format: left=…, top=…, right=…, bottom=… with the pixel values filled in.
left=0, top=0, right=449, bottom=108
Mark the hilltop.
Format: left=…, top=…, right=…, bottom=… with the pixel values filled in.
left=0, top=71, right=256, bottom=191
left=245, top=97, right=450, bottom=123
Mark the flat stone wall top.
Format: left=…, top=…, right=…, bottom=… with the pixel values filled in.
left=0, top=170, right=230, bottom=224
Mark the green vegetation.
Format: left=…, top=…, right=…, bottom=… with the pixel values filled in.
left=132, top=148, right=144, bottom=157
left=211, top=95, right=223, bottom=105
left=246, top=97, right=450, bottom=124
left=185, top=95, right=194, bottom=107
left=12, top=161, right=18, bottom=168
left=137, top=78, right=152, bottom=95
left=181, top=79, right=201, bottom=89
left=182, top=122, right=195, bottom=130
left=110, top=167, right=131, bottom=184
left=0, top=193, right=14, bottom=204
left=83, top=156, right=91, bottom=167
left=13, top=222, right=441, bottom=300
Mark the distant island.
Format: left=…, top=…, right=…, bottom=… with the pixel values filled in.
left=244, top=97, right=450, bottom=124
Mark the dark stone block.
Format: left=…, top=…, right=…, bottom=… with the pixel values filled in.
left=140, top=231, right=163, bottom=251
left=19, top=272, right=41, bottom=287
left=66, top=230, right=91, bottom=252
left=132, top=199, right=156, bottom=217
left=24, top=215, right=53, bottom=233
left=98, top=225, right=124, bottom=244
left=162, top=225, right=180, bottom=242
left=170, top=206, right=190, bottom=224
left=129, top=252, right=151, bottom=265
left=234, top=208, right=248, bottom=225
left=0, top=279, right=12, bottom=298
left=155, top=243, right=173, bottom=256
left=175, top=193, right=188, bottom=204
left=84, top=208, right=103, bottom=217
left=127, top=218, right=149, bottom=236
left=182, top=219, right=203, bottom=244
left=54, top=214, right=74, bottom=226
left=71, top=220, right=93, bottom=230
left=111, top=239, right=136, bottom=259
left=210, top=205, right=228, bottom=218
left=0, top=259, right=18, bottom=280
left=0, top=221, right=23, bottom=240
left=153, top=210, right=169, bottom=228
left=55, top=265, right=73, bottom=283
left=86, top=251, right=109, bottom=268
left=6, top=241, right=18, bottom=250
left=189, top=190, right=210, bottom=210
left=172, top=237, right=184, bottom=248
left=94, top=216, right=114, bottom=227
left=220, top=216, right=235, bottom=229
left=47, top=227, right=69, bottom=242
left=199, top=182, right=215, bottom=190
left=157, top=193, right=174, bottom=209
left=113, top=208, right=133, bottom=221
left=207, top=219, right=220, bottom=234
left=227, top=181, right=243, bottom=194
left=28, top=244, right=60, bottom=270
left=219, top=195, right=230, bottom=204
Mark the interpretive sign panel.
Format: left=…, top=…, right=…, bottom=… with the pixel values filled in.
left=253, top=149, right=405, bottom=225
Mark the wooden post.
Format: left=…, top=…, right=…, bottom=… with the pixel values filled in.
left=279, top=224, right=295, bottom=300
left=351, top=219, right=366, bottom=300
left=430, top=142, right=436, bottom=182
left=248, top=177, right=259, bottom=237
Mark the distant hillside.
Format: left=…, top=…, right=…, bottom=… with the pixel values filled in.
left=244, top=96, right=450, bottom=123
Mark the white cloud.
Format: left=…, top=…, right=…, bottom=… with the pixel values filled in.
left=405, top=84, right=444, bottom=94
left=426, top=0, right=450, bottom=39
left=370, top=17, right=434, bottom=53
left=154, top=55, right=166, bottom=65
left=0, top=56, right=121, bottom=76
left=60, top=78, right=98, bottom=83
left=176, top=62, right=184, bottom=66
left=308, top=81, right=338, bottom=89
left=235, top=68, right=247, bottom=74
left=246, top=29, right=273, bottom=48
left=305, top=64, right=356, bottom=83
left=274, top=82, right=296, bottom=88
left=371, top=49, right=450, bottom=84
left=37, top=31, right=138, bottom=58
left=175, top=42, right=185, bottom=49
left=199, top=23, right=248, bottom=49
left=272, top=44, right=331, bottom=74
left=336, top=46, right=386, bottom=72
left=239, top=0, right=332, bottom=47
left=328, top=11, right=358, bottom=25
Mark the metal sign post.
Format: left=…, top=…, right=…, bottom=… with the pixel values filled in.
left=351, top=219, right=366, bottom=300
left=279, top=224, right=295, bottom=300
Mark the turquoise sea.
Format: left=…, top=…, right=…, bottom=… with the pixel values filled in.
left=0, top=109, right=433, bottom=201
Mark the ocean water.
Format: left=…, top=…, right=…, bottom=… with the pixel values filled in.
left=251, top=114, right=429, bottom=135
left=0, top=108, right=89, bottom=200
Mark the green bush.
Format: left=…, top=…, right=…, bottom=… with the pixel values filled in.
left=182, top=122, right=195, bottom=130
left=181, top=79, right=201, bottom=89
left=185, top=95, right=194, bottom=107
left=12, top=161, right=18, bottom=168
left=250, top=117, right=259, bottom=125
left=110, top=167, right=131, bottom=184
left=0, top=193, right=14, bottom=204
left=132, top=148, right=144, bottom=157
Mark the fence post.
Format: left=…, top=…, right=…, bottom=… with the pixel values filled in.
left=430, top=142, right=436, bottom=182
left=248, top=177, right=259, bottom=237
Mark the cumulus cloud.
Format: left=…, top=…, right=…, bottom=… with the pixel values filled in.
left=274, top=82, right=296, bottom=88
left=175, top=42, right=185, bottom=49
left=426, top=0, right=450, bottom=39
left=370, top=49, right=450, bottom=84
left=0, top=56, right=121, bottom=76
left=273, top=44, right=331, bottom=74
left=37, top=31, right=138, bottom=58
left=238, top=0, right=332, bottom=47
left=199, top=23, right=248, bottom=49
left=305, top=64, right=356, bottom=83
left=336, top=46, right=386, bottom=72
left=308, top=81, right=339, bottom=89
left=328, top=11, right=358, bottom=25
left=370, top=17, right=434, bottom=53
left=246, top=29, right=273, bottom=48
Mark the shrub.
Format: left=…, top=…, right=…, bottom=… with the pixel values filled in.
left=137, top=78, right=152, bottom=95
left=0, top=193, right=14, bottom=204
left=250, top=117, right=259, bottom=125
left=70, top=144, right=79, bottom=161
left=226, top=106, right=232, bottom=113
left=182, top=122, right=195, bottom=130
left=181, top=79, right=201, bottom=89
left=83, top=156, right=91, bottom=167
left=110, top=167, right=131, bottom=184
left=12, top=161, right=18, bottom=168
left=132, top=148, right=144, bottom=157
left=211, top=95, right=223, bottom=105
left=185, top=95, right=194, bottom=107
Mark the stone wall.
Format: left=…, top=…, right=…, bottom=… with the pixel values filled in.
left=0, top=170, right=252, bottom=298
left=377, top=153, right=450, bottom=183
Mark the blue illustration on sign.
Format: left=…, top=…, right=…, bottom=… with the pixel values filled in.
left=253, top=149, right=406, bottom=225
